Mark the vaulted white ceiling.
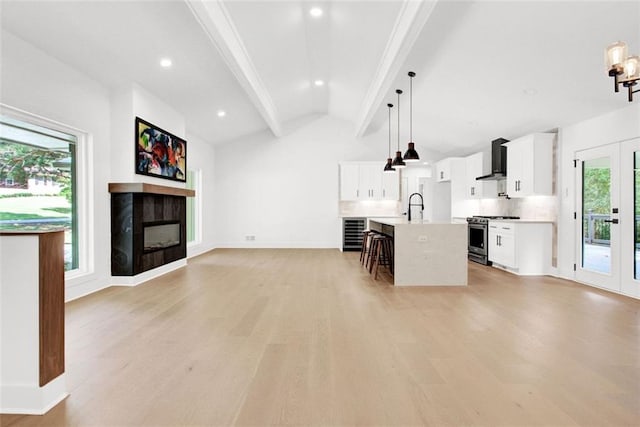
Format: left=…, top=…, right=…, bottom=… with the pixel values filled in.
left=1, top=0, right=639, bottom=158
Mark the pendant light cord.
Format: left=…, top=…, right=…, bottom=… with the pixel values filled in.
left=409, top=74, right=413, bottom=143
left=388, top=104, right=392, bottom=157
left=396, top=90, right=401, bottom=151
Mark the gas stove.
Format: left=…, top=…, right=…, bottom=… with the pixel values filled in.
left=466, top=215, right=520, bottom=224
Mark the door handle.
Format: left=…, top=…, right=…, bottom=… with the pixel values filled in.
left=603, top=219, right=619, bottom=224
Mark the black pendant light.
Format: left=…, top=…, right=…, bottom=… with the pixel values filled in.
left=391, top=89, right=406, bottom=169
left=403, top=71, right=420, bottom=162
left=383, top=103, right=396, bottom=173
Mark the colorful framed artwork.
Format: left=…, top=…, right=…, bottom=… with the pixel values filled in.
left=135, top=117, right=186, bottom=182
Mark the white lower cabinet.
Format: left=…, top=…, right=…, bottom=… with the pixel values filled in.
left=488, top=221, right=552, bottom=275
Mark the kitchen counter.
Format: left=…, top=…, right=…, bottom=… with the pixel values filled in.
left=369, top=219, right=467, bottom=286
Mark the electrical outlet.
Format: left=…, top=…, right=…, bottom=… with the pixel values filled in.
left=418, top=235, right=428, bottom=242
left=245, top=235, right=255, bottom=241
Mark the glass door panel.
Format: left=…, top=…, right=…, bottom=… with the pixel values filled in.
left=575, top=144, right=620, bottom=292
left=620, top=139, right=640, bottom=297
left=581, top=157, right=611, bottom=274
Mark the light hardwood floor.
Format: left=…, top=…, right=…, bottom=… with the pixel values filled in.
left=2, top=249, right=639, bottom=426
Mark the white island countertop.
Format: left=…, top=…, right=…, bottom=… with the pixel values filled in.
left=370, top=217, right=461, bottom=226
left=368, top=218, right=467, bottom=287
left=488, top=219, right=554, bottom=224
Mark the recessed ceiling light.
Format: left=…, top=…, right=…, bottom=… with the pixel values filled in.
left=523, top=88, right=538, bottom=96
left=160, top=58, right=172, bottom=68
left=309, top=7, right=323, bottom=17
left=314, top=79, right=325, bottom=87
left=217, top=110, right=226, bottom=118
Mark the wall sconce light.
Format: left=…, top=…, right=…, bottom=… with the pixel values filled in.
left=606, top=41, right=639, bottom=102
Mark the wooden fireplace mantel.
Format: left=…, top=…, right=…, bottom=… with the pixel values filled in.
left=108, top=182, right=195, bottom=197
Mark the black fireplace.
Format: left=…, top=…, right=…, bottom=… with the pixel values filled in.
left=143, top=221, right=181, bottom=252
left=111, top=192, right=186, bottom=276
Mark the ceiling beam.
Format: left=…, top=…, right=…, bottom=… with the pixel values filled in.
left=353, top=0, right=438, bottom=137
left=185, top=0, right=283, bottom=137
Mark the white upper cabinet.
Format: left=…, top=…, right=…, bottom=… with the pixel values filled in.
left=358, top=163, right=383, bottom=199
left=381, top=170, right=399, bottom=200
left=464, top=152, right=497, bottom=199
left=339, top=163, right=361, bottom=201
left=435, top=157, right=463, bottom=182
left=504, top=133, right=555, bottom=198
left=339, top=162, right=399, bottom=201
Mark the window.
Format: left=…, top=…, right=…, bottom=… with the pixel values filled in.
left=186, top=169, right=201, bottom=245
left=0, top=109, right=85, bottom=274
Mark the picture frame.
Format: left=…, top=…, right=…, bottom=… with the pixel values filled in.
left=135, top=117, right=186, bottom=182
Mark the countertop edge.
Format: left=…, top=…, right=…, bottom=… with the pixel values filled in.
left=488, top=219, right=554, bottom=223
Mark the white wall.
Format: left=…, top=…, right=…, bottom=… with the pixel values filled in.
left=213, top=114, right=439, bottom=247
left=557, top=103, right=640, bottom=279
left=1, top=31, right=112, bottom=300
left=110, top=83, right=186, bottom=185
left=1, top=30, right=218, bottom=299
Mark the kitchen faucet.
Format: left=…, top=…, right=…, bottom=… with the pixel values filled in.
left=407, top=192, right=424, bottom=222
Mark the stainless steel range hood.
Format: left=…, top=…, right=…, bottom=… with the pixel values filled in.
left=476, top=137, right=509, bottom=181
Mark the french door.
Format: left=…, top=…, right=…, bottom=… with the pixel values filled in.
left=575, top=138, right=640, bottom=297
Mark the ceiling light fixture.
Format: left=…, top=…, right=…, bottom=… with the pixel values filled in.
left=160, top=58, right=172, bottom=68
left=217, top=110, right=226, bottom=118
left=392, top=89, right=406, bottom=169
left=314, top=79, right=324, bottom=87
left=403, top=71, right=420, bottom=162
left=384, top=103, right=396, bottom=173
left=309, top=7, right=323, bottom=17
left=606, top=41, right=639, bottom=102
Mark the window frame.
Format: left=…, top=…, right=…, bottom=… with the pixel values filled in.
left=0, top=103, right=94, bottom=282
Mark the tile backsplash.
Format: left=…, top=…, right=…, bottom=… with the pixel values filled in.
left=479, top=195, right=557, bottom=222
left=339, top=200, right=401, bottom=218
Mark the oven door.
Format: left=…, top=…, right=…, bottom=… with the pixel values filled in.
left=468, top=223, right=487, bottom=256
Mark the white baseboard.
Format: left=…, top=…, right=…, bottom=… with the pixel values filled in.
left=0, top=374, right=68, bottom=415
left=110, top=259, right=187, bottom=286
left=187, top=243, right=216, bottom=259
left=215, top=241, right=339, bottom=249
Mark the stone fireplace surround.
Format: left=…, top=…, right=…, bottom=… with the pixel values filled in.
left=109, top=183, right=195, bottom=276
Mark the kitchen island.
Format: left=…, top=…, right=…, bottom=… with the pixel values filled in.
left=369, top=218, right=467, bottom=286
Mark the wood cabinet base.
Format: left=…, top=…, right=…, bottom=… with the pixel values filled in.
left=0, top=231, right=68, bottom=414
